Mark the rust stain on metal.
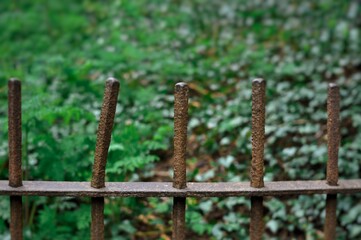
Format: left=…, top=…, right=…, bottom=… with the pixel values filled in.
left=10, top=196, right=23, bottom=240
left=173, top=82, right=188, bottom=189
left=250, top=197, right=263, bottom=240
left=91, top=197, right=104, bottom=240
left=327, top=83, right=340, bottom=186
left=172, top=197, right=186, bottom=240
left=91, top=78, right=120, bottom=189
left=324, top=194, right=337, bottom=240
left=251, top=79, right=265, bottom=188
left=8, top=79, right=22, bottom=188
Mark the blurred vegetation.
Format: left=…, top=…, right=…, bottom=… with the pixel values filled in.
left=0, top=0, right=360, bottom=239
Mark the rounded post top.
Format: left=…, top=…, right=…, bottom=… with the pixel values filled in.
left=9, top=78, right=21, bottom=84
left=329, top=83, right=339, bottom=89
left=175, top=82, right=188, bottom=87
left=175, top=82, right=188, bottom=91
left=106, top=77, right=119, bottom=84
left=252, top=78, right=265, bottom=84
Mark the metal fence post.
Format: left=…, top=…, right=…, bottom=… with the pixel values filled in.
left=91, top=78, right=119, bottom=240
left=250, top=79, right=266, bottom=240
left=172, top=82, right=189, bottom=240
left=8, top=79, right=23, bottom=240
left=324, top=83, right=340, bottom=240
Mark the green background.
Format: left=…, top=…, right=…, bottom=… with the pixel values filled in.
left=0, top=0, right=360, bottom=239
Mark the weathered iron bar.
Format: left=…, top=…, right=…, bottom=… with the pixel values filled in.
left=173, top=82, right=188, bottom=189
left=250, top=196, right=263, bottom=240
left=91, top=78, right=120, bottom=189
left=1, top=180, right=360, bottom=197
left=91, top=197, right=104, bottom=240
left=324, top=83, right=340, bottom=240
left=250, top=79, right=266, bottom=240
left=173, top=197, right=186, bottom=240
left=326, top=83, right=340, bottom=186
left=90, top=78, right=120, bottom=240
left=250, top=79, right=266, bottom=189
left=172, top=82, right=189, bottom=240
left=8, top=79, right=23, bottom=240
left=324, top=194, right=337, bottom=240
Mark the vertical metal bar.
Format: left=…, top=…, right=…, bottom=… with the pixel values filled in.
left=173, top=82, right=188, bottom=189
left=91, top=78, right=120, bottom=189
left=250, top=196, right=263, bottom=240
left=324, top=83, right=340, bottom=240
left=10, top=196, right=23, bottom=240
left=172, top=82, right=188, bottom=240
left=324, top=194, right=337, bottom=240
left=8, top=79, right=22, bottom=188
left=8, top=79, right=23, bottom=240
left=250, top=79, right=265, bottom=240
left=326, top=83, right=340, bottom=186
left=91, top=78, right=120, bottom=240
left=251, top=79, right=265, bottom=188
left=173, top=197, right=186, bottom=240
left=91, top=197, right=104, bottom=240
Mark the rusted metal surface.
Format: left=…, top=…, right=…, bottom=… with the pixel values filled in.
left=327, top=83, right=340, bottom=186
left=3, top=180, right=361, bottom=197
left=324, top=84, right=340, bottom=239
left=173, top=82, right=188, bottom=189
left=172, top=83, right=188, bottom=240
left=8, top=79, right=22, bottom=188
left=324, top=194, right=337, bottom=240
left=90, top=78, right=119, bottom=240
left=173, top=197, right=186, bottom=240
left=91, top=78, right=120, bottom=189
left=250, top=79, right=265, bottom=240
left=10, top=196, right=23, bottom=240
left=91, top=197, right=104, bottom=240
left=8, top=79, right=23, bottom=240
left=251, top=79, right=265, bottom=188
left=91, top=200, right=104, bottom=240
left=250, top=197, right=263, bottom=240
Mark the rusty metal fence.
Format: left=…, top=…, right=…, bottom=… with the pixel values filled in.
left=2, top=78, right=361, bottom=240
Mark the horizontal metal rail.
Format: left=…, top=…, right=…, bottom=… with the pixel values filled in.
left=0, top=180, right=360, bottom=197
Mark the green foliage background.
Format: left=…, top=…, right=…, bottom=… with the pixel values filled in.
left=0, top=0, right=360, bottom=239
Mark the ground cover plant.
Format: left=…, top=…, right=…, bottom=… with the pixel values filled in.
left=0, top=0, right=360, bottom=239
